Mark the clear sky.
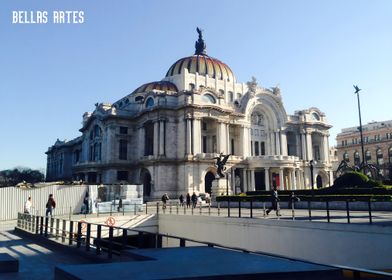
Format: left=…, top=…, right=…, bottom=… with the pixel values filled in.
left=0, top=0, right=391, bottom=171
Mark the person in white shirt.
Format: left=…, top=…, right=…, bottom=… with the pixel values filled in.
left=24, top=196, right=32, bottom=214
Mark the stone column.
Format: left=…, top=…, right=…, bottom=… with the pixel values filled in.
left=138, top=126, right=145, bottom=158
left=159, top=120, right=165, bottom=156
left=291, top=169, right=297, bottom=190
left=275, top=131, right=281, bottom=155
left=193, top=119, right=201, bottom=155
left=186, top=119, right=192, bottom=155
left=242, top=169, right=247, bottom=192
left=217, top=122, right=227, bottom=154
left=250, top=169, right=255, bottom=191
left=323, top=135, right=330, bottom=163
left=280, top=131, right=288, bottom=156
left=242, top=126, right=249, bottom=157
left=265, top=167, right=270, bottom=191
left=301, top=133, right=307, bottom=160
left=296, top=134, right=301, bottom=157
left=226, top=123, right=230, bottom=155
left=279, top=168, right=284, bottom=190
left=306, top=132, right=313, bottom=160
left=153, top=121, right=159, bottom=156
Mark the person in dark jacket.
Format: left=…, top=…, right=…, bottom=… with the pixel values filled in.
left=45, top=194, right=56, bottom=216
left=179, top=194, right=184, bottom=207
left=191, top=192, right=198, bottom=208
left=266, top=187, right=280, bottom=216
left=186, top=193, right=191, bottom=208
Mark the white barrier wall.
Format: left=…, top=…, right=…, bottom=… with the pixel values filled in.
left=158, top=214, right=392, bottom=270
left=0, top=185, right=88, bottom=220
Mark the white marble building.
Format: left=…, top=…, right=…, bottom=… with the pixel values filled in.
left=46, top=30, right=333, bottom=200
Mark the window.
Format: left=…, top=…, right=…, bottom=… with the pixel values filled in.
left=251, top=141, right=254, bottom=156
left=144, top=123, right=154, bottom=156
left=202, top=122, right=207, bottom=131
left=202, top=136, right=207, bottom=153
left=313, top=145, right=320, bottom=160
left=261, top=142, right=265, bottom=155
left=145, top=97, right=154, bottom=108
left=389, top=147, right=392, bottom=163
left=365, top=150, right=371, bottom=162
left=120, top=126, right=128, bottom=134
left=119, top=140, right=128, bottom=160
left=354, top=151, right=360, bottom=166
left=135, top=96, right=144, bottom=102
left=231, top=138, right=235, bottom=155
left=202, top=93, right=216, bottom=104
left=312, top=112, right=320, bottom=121
left=341, top=141, right=344, bottom=147
left=229, top=91, right=234, bottom=102
left=94, top=125, right=101, bottom=138
left=117, top=171, right=128, bottom=181
left=255, top=141, right=259, bottom=156
left=377, top=149, right=383, bottom=166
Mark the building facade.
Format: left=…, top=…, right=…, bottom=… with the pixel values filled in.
left=336, top=120, right=392, bottom=180
left=46, top=30, right=333, bottom=200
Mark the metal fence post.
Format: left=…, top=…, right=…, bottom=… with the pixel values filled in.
left=368, top=198, right=373, bottom=224
left=218, top=203, right=220, bottom=216
left=238, top=201, right=241, bottom=218
left=308, top=201, right=312, bottom=221
left=76, top=222, right=82, bottom=248
left=62, top=220, right=66, bottom=243
left=291, top=200, right=295, bottom=220
left=180, top=238, right=186, bottom=247
left=86, top=223, right=91, bottom=251
left=35, top=216, right=39, bottom=234
left=199, top=203, right=202, bottom=215
left=250, top=200, right=253, bottom=218
left=122, top=228, right=128, bottom=250
left=326, top=200, right=330, bottom=223
left=55, top=219, right=60, bottom=240
left=146, top=203, right=148, bottom=214
left=156, top=202, right=159, bottom=214
left=44, top=217, right=48, bottom=237
left=69, top=206, right=72, bottom=221
left=176, top=203, right=179, bottom=214
left=228, top=199, right=231, bottom=217
left=156, top=234, right=162, bottom=248
left=263, top=202, right=266, bottom=218
left=208, top=204, right=211, bottom=216
left=134, top=203, right=137, bottom=215
left=346, top=200, right=351, bottom=224
left=69, top=221, right=74, bottom=245
left=96, top=225, right=101, bottom=255
left=108, top=226, right=113, bottom=259
left=40, top=216, right=44, bottom=235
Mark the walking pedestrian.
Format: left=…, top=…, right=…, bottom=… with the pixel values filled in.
left=45, top=194, right=56, bottom=216
left=266, top=187, right=280, bottom=216
left=161, top=193, right=169, bottom=210
left=191, top=192, right=197, bottom=208
left=288, top=192, right=300, bottom=209
left=179, top=194, right=184, bottom=207
left=24, top=196, right=32, bottom=214
left=186, top=193, right=191, bottom=208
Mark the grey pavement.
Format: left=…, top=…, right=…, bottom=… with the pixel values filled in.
left=0, top=220, right=94, bottom=280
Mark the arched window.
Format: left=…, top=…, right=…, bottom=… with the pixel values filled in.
left=94, top=125, right=101, bottom=138
left=354, top=151, right=360, bottom=166
left=343, top=152, right=349, bottom=162
left=145, top=97, right=154, bottom=108
left=135, top=96, right=144, bottom=102
left=228, top=91, right=234, bottom=102
left=202, top=93, right=216, bottom=104
left=312, top=112, right=320, bottom=121
left=365, top=150, right=371, bottom=162
left=376, top=149, right=383, bottom=166
left=389, top=147, right=392, bottom=163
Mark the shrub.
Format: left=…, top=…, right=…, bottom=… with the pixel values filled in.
left=332, top=171, right=369, bottom=188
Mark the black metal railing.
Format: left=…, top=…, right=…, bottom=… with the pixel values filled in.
left=16, top=212, right=392, bottom=279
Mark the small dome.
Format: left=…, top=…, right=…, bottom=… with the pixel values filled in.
left=132, top=81, right=178, bottom=94
left=165, top=55, right=235, bottom=82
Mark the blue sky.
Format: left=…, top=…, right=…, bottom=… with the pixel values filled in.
left=0, top=0, right=391, bottom=171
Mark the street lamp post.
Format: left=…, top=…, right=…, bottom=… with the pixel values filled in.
left=354, top=85, right=366, bottom=168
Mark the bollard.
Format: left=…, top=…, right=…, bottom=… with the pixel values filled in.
left=156, top=202, right=159, bottom=214
left=326, top=200, right=330, bottom=223
left=291, top=200, right=295, bottom=220
left=263, top=202, right=266, bottom=218
left=208, top=204, right=211, bottom=216
left=184, top=204, right=186, bottom=215
left=218, top=202, right=220, bottom=216
left=170, top=202, right=172, bottom=214
left=176, top=203, right=179, bottom=214
left=368, top=199, right=373, bottom=225
left=228, top=199, right=231, bottom=217
left=199, top=203, right=202, bottom=215
left=50, top=217, right=54, bottom=234
left=308, top=201, right=312, bottom=221
left=123, top=204, right=125, bottom=216
left=191, top=205, right=194, bottom=215
left=146, top=202, right=148, bottom=214
left=346, top=200, right=350, bottom=224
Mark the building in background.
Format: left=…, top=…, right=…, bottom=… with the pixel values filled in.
left=46, top=29, right=333, bottom=200
left=336, top=120, right=392, bottom=181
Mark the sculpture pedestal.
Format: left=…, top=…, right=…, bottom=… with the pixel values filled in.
left=211, top=178, right=231, bottom=202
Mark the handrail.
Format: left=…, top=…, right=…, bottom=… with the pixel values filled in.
left=15, top=212, right=392, bottom=279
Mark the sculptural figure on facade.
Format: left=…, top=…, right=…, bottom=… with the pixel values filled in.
left=214, top=153, right=231, bottom=178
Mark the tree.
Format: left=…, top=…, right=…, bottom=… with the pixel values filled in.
left=0, top=168, right=45, bottom=187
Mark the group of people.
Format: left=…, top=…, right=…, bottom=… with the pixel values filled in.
left=23, top=194, right=56, bottom=217
left=162, top=192, right=211, bottom=210
left=266, top=187, right=300, bottom=216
